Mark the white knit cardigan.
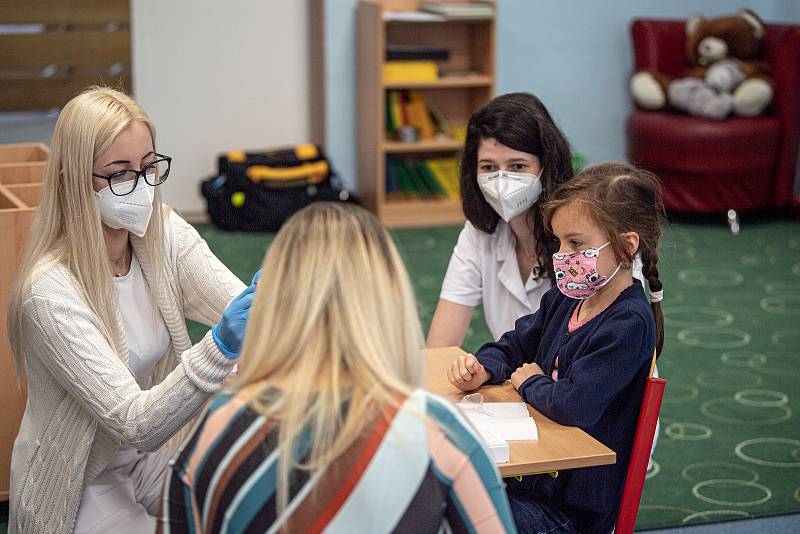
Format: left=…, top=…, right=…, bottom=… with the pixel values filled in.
left=9, top=210, right=246, bottom=534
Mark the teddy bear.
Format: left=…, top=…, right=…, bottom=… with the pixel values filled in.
left=630, top=9, right=773, bottom=120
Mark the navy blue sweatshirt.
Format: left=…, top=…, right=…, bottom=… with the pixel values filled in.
left=476, top=281, right=655, bottom=534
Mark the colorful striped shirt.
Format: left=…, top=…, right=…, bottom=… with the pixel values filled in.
left=158, top=388, right=517, bottom=534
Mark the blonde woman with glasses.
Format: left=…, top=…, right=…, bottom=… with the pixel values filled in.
left=159, top=202, right=517, bottom=534
left=8, top=87, right=257, bottom=534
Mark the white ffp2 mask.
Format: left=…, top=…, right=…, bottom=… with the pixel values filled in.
left=477, top=170, right=543, bottom=222
left=94, top=177, right=155, bottom=237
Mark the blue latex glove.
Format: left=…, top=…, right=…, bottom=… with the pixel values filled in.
left=211, top=270, right=261, bottom=358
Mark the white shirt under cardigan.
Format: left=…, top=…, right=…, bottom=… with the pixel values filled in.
left=9, top=209, right=246, bottom=534
left=74, top=252, right=172, bottom=534
left=72, top=252, right=174, bottom=530
left=113, top=253, right=171, bottom=388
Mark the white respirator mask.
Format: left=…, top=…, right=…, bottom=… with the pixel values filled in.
left=94, top=177, right=155, bottom=237
left=477, top=170, right=543, bottom=222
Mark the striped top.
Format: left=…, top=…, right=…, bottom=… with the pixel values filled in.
left=158, top=388, right=517, bottom=534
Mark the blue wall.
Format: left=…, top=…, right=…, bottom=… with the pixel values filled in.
left=325, top=0, right=800, bottom=192
left=324, top=0, right=360, bottom=188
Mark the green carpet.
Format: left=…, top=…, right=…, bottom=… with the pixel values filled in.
left=188, top=215, right=800, bottom=530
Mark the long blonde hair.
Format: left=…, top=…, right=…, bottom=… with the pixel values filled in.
left=8, top=86, right=166, bottom=380
left=235, top=202, right=425, bottom=513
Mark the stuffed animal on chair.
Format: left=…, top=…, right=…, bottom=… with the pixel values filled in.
left=631, top=9, right=773, bottom=120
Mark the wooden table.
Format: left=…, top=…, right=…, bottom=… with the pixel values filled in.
left=426, top=347, right=615, bottom=478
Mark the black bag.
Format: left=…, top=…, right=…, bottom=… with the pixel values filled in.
left=200, top=144, right=351, bottom=232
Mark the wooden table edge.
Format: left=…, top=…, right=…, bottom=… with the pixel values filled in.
left=426, top=346, right=617, bottom=477
left=498, top=451, right=617, bottom=478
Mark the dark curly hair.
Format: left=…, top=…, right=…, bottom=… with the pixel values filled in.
left=460, top=93, right=573, bottom=281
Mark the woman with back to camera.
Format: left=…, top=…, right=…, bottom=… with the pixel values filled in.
left=8, top=87, right=257, bottom=534
left=159, top=202, right=517, bottom=534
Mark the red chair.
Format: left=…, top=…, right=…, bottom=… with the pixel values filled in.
left=614, top=352, right=667, bottom=534
left=626, top=19, right=800, bottom=222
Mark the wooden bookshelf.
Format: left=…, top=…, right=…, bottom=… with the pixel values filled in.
left=357, top=0, right=496, bottom=228
left=0, top=143, right=46, bottom=501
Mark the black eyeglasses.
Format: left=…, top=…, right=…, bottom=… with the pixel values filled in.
left=92, top=153, right=172, bottom=196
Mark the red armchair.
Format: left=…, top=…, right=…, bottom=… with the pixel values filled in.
left=626, top=19, right=800, bottom=214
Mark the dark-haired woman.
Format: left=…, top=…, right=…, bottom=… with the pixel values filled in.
left=427, top=93, right=574, bottom=347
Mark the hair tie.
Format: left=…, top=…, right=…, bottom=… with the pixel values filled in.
left=649, top=289, right=664, bottom=303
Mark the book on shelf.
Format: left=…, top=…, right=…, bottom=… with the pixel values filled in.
left=387, top=157, right=431, bottom=199
left=426, top=157, right=461, bottom=199
left=420, top=2, right=495, bottom=19
left=407, top=91, right=436, bottom=139
left=425, top=96, right=453, bottom=138
left=387, top=157, right=416, bottom=199
left=387, top=156, right=461, bottom=201
left=386, top=90, right=404, bottom=133
left=414, top=160, right=447, bottom=197
left=398, top=90, right=411, bottom=125
left=386, top=43, right=450, bottom=62
left=383, top=10, right=446, bottom=22
left=382, top=60, right=438, bottom=83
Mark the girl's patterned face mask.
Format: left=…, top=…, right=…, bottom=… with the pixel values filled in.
left=552, top=242, right=621, bottom=300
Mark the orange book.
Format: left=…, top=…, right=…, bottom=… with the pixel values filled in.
left=408, top=91, right=435, bottom=139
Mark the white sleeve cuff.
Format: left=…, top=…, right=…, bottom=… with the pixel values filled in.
left=438, top=292, right=481, bottom=308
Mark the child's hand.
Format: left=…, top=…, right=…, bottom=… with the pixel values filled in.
left=511, top=362, right=544, bottom=390
left=447, top=353, right=490, bottom=391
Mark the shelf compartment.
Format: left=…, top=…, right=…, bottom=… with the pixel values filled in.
left=384, top=86, right=491, bottom=150
left=0, top=143, right=49, bottom=186
left=385, top=18, right=494, bottom=77
left=4, top=183, right=44, bottom=208
left=0, top=143, right=48, bottom=164
left=0, top=188, right=23, bottom=210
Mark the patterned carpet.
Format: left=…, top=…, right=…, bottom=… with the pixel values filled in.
left=186, top=213, right=800, bottom=530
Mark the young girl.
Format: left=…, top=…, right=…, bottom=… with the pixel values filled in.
left=160, top=203, right=517, bottom=534
left=447, top=162, right=665, bottom=533
left=427, top=92, right=573, bottom=346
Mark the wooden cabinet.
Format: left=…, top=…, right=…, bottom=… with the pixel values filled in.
left=0, top=143, right=46, bottom=501
left=0, top=0, right=131, bottom=111
left=357, top=0, right=495, bottom=227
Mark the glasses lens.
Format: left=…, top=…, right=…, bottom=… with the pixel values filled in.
left=109, top=171, right=138, bottom=195
left=144, top=159, right=169, bottom=186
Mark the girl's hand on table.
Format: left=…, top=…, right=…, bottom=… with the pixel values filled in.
left=447, top=353, right=491, bottom=391
left=511, top=362, right=544, bottom=390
